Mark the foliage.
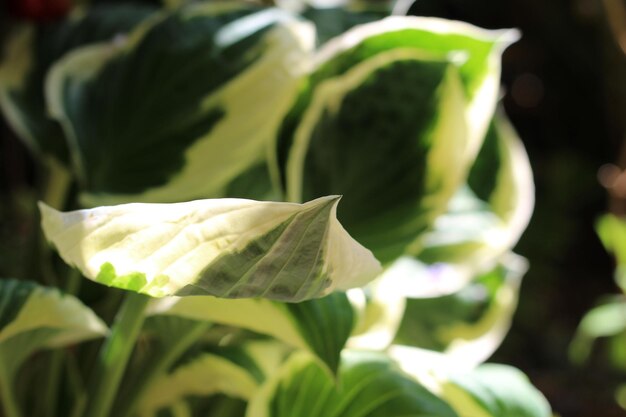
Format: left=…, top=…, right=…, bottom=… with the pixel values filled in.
left=570, top=214, right=626, bottom=411
left=0, top=1, right=549, bottom=417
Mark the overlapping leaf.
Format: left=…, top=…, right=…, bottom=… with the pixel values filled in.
left=0, top=279, right=107, bottom=379
left=347, top=281, right=406, bottom=350
left=40, top=196, right=381, bottom=301
left=280, top=49, right=468, bottom=263
left=272, top=17, right=518, bottom=263
left=390, top=114, right=534, bottom=295
left=46, top=3, right=315, bottom=205
left=148, top=291, right=356, bottom=374
left=392, top=254, right=525, bottom=366
left=274, top=15, right=516, bottom=180
left=391, top=348, right=551, bottom=417
left=0, top=3, right=155, bottom=163
left=136, top=351, right=259, bottom=415
left=441, top=364, right=552, bottom=417
left=247, top=350, right=459, bottom=417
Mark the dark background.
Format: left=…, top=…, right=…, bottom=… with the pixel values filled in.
left=1, top=0, right=625, bottom=416
left=406, top=1, right=626, bottom=416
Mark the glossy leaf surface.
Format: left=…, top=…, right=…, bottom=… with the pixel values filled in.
left=247, top=350, right=459, bottom=417
left=442, top=364, right=551, bottom=417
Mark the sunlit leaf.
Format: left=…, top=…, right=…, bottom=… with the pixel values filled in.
left=393, top=254, right=525, bottom=366
left=569, top=297, right=626, bottom=364
left=149, top=291, right=356, bottom=374
left=136, top=352, right=259, bottom=415
left=274, top=16, right=516, bottom=198
left=401, top=114, right=534, bottom=294
left=441, top=364, right=551, bottom=417
left=313, top=16, right=516, bottom=158
left=280, top=47, right=468, bottom=263
left=0, top=278, right=107, bottom=379
left=40, top=196, right=381, bottom=301
left=46, top=4, right=315, bottom=205
left=347, top=282, right=406, bottom=350
left=390, top=348, right=551, bottom=417
left=133, top=337, right=285, bottom=416
left=0, top=4, right=155, bottom=163
left=247, top=350, right=459, bottom=417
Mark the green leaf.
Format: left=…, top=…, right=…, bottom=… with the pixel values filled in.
left=408, top=114, right=534, bottom=294
left=596, top=214, right=626, bottom=292
left=39, top=196, right=381, bottom=301
left=0, top=278, right=107, bottom=379
left=136, top=352, right=259, bottom=415
left=569, top=297, right=626, bottom=363
left=282, top=47, right=468, bottom=263
left=247, top=350, right=459, bottom=417
left=135, top=339, right=289, bottom=416
left=319, top=17, right=516, bottom=157
left=148, top=291, right=356, bottom=374
left=347, top=280, right=406, bottom=350
left=274, top=16, right=516, bottom=196
left=0, top=4, right=156, bottom=164
left=441, top=364, right=551, bottom=417
left=46, top=4, right=315, bottom=205
left=392, top=255, right=525, bottom=365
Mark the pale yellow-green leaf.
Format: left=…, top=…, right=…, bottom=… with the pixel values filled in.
left=147, top=296, right=306, bottom=350
left=40, top=196, right=381, bottom=301
left=137, top=353, right=258, bottom=415
left=0, top=281, right=107, bottom=347
left=313, top=16, right=517, bottom=163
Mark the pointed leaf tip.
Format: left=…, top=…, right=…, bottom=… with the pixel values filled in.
left=39, top=197, right=381, bottom=301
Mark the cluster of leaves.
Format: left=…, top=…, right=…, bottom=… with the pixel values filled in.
left=0, top=1, right=551, bottom=417
left=570, top=214, right=626, bottom=411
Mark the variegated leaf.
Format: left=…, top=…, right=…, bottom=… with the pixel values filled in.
left=0, top=278, right=107, bottom=379
left=392, top=254, right=525, bottom=366
left=46, top=4, right=315, bottom=205
left=148, top=290, right=356, bottom=374
left=377, top=113, right=534, bottom=298
left=40, top=196, right=381, bottom=301
left=0, top=3, right=155, bottom=163
left=281, top=48, right=468, bottom=263
left=247, top=350, right=459, bottom=417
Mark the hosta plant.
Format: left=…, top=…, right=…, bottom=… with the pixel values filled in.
left=0, top=1, right=551, bottom=417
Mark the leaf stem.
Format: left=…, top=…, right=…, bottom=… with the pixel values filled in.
left=84, top=292, right=150, bottom=417
left=117, top=320, right=210, bottom=417
left=41, top=351, right=64, bottom=417
left=42, top=268, right=82, bottom=417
